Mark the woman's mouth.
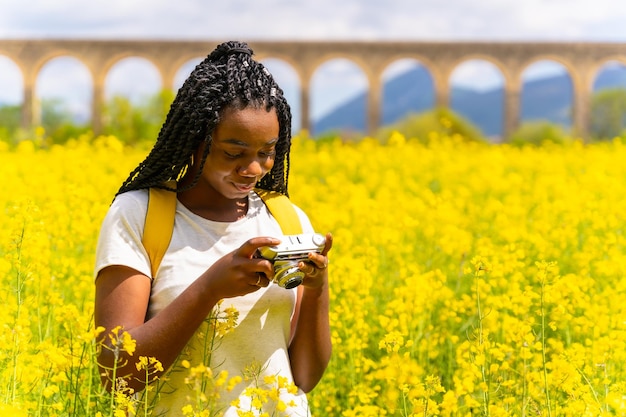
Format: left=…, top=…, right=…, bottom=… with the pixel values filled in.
left=233, top=182, right=256, bottom=192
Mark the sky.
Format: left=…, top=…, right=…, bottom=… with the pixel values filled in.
left=2, top=0, right=626, bottom=125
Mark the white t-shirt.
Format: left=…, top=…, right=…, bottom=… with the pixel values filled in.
left=95, top=189, right=314, bottom=416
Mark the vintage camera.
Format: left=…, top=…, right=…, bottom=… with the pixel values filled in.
left=258, top=233, right=326, bottom=289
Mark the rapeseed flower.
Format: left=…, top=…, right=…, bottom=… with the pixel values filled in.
left=3, top=133, right=626, bottom=415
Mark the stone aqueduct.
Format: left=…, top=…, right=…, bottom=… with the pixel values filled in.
left=2, top=39, right=626, bottom=139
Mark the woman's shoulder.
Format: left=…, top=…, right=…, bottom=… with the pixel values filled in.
left=112, top=189, right=149, bottom=207
left=107, top=189, right=150, bottom=223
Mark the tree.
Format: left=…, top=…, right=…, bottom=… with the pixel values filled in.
left=40, top=98, right=90, bottom=144
left=508, top=121, right=569, bottom=147
left=376, top=107, right=486, bottom=144
left=589, top=88, right=626, bottom=140
left=102, top=89, right=174, bottom=145
left=0, top=104, right=21, bottom=145
left=0, top=104, right=21, bottom=131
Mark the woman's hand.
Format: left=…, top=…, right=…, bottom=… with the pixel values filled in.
left=205, top=236, right=279, bottom=299
left=298, top=232, right=333, bottom=288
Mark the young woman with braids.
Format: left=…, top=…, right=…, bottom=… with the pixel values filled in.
left=94, top=41, right=332, bottom=416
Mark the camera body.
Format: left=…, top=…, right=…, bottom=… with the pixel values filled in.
left=259, top=233, right=326, bottom=289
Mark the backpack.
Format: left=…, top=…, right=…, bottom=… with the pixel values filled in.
left=142, top=181, right=303, bottom=279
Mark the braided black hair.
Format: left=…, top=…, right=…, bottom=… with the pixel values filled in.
left=115, top=40, right=293, bottom=197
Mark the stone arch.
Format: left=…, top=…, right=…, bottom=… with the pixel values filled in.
left=448, top=54, right=511, bottom=86
left=590, top=57, right=626, bottom=91
left=101, top=53, right=163, bottom=89
left=30, top=49, right=93, bottom=79
left=23, top=49, right=95, bottom=130
left=256, top=52, right=308, bottom=132
left=0, top=55, right=24, bottom=133
left=0, top=46, right=25, bottom=71
left=309, top=56, right=369, bottom=136
left=255, top=52, right=302, bottom=76
left=448, top=56, right=507, bottom=139
left=520, top=55, right=596, bottom=136
left=379, top=53, right=439, bottom=108
left=260, top=57, right=302, bottom=133
left=520, top=58, right=575, bottom=132
left=520, top=55, right=580, bottom=91
left=588, top=59, right=626, bottom=139
left=168, top=54, right=207, bottom=90
left=35, top=55, right=94, bottom=125
left=380, top=58, right=436, bottom=125
left=308, top=53, right=372, bottom=81
left=103, top=55, right=163, bottom=103
left=172, top=57, right=204, bottom=91
left=0, top=55, right=24, bottom=103
left=379, top=53, right=438, bottom=75
left=3, top=39, right=626, bottom=139
left=307, top=53, right=376, bottom=134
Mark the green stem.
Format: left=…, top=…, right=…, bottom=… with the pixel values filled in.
left=539, top=276, right=552, bottom=417
left=474, top=268, right=490, bottom=417
left=10, top=222, right=26, bottom=404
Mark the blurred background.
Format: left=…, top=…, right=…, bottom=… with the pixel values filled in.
left=2, top=0, right=626, bottom=143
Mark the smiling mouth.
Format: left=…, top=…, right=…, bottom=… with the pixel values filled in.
left=233, top=182, right=256, bottom=192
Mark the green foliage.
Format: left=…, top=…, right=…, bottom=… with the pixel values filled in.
left=376, top=107, right=486, bottom=144
left=0, top=90, right=175, bottom=147
left=312, top=130, right=359, bottom=145
left=40, top=98, right=91, bottom=145
left=0, top=104, right=20, bottom=131
left=589, top=88, right=626, bottom=141
left=0, top=99, right=91, bottom=146
left=507, top=120, right=571, bottom=147
left=0, top=104, right=21, bottom=145
left=102, top=89, right=175, bottom=145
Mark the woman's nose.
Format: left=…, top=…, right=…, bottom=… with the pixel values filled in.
left=239, top=159, right=263, bottom=177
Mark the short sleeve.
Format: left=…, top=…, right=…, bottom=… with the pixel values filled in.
left=94, top=190, right=152, bottom=280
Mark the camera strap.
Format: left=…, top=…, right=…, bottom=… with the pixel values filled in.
left=254, top=188, right=303, bottom=235
left=142, top=183, right=303, bottom=280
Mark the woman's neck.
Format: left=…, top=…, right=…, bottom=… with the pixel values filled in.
left=177, top=181, right=249, bottom=222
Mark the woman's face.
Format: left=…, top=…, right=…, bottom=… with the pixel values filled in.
left=199, top=105, right=280, bottom=200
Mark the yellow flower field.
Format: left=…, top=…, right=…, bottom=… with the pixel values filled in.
left=1, top=132, right=626, bottom=416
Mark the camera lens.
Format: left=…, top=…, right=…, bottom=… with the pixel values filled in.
left=281, top=276, right=303, bottom=289
left=274, top=262, right=304, bottom=289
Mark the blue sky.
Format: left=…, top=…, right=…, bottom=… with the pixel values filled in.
left=1, top=0, right=626, bottom=126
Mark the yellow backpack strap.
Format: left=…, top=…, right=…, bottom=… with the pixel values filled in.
left=142, top=181, right=177, bottom=279
left=255, top=188, right=303, bottom=234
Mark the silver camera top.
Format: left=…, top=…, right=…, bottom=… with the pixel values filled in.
left=258, top=233, right=326, bottom=289
left=259, top=233, right=326, bottom=261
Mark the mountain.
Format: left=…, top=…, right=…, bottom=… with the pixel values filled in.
left=312, top=65, right=626, bottom=139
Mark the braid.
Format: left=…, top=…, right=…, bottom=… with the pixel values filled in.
left=115, top=40, right=293, bottom=197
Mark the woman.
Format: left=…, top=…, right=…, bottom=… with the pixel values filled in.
left=94, top=40, right=332, bottom=416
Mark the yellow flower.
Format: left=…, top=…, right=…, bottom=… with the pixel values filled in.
left=5, top=133, right=626, bottom=416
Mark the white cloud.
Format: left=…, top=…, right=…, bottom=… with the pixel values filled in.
left=1, top=0, right=626, bottom=41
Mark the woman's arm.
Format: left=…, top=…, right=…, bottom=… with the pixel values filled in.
left=94, top=237, right=279, bottom=392
left=288, top=233, right=333, bottom=392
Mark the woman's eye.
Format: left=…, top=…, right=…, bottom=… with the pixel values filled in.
left=225, top=151, right=243, bottom=159
left=261, top=149, right=276, bottom=157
